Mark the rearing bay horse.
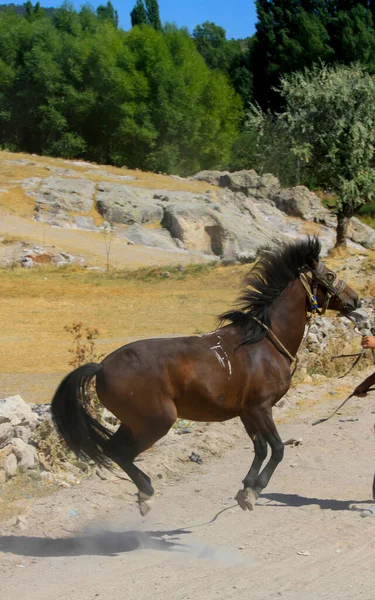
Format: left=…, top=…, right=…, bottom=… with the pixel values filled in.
left=51, top=237, right=359, bottom=515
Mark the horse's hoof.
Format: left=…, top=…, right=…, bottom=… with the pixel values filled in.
left=235, top=489, right=254, bottom=511
left=235, top=488, right=259, bottom=511
left=245, top=488, right=259, bottom=510
left=138, top=492, right=152, bottom=517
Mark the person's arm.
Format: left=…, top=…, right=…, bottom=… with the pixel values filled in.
left=353, top=371, right=375, bottom=396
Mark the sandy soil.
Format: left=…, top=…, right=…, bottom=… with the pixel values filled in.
left=1, top=370, right=375, bottom=600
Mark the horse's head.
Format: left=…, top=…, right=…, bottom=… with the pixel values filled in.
left=303, top=259, right=360, bottom=316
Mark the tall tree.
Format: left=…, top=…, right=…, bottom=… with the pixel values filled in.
left=193, top=21, right=253, bottom=107
left=130, top=0, right=162, bottom=30
left=130, top=0, right=147, bottom=27
left=145, top=0, right=162, bottom=30
left=96, top=1, right=118, bottom=28
left=252, top=0, right=333, bottom=109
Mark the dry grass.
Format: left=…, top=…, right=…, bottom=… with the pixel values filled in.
left=0, top=150, right=217, bottom=204
left=0, top=234, right=26, bottom=245
left=0, top=185, right=36, bottom=218
left=0, top=263, right=248, bottom=402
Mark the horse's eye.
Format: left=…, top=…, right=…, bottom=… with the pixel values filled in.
left=326, top=273, right=335, bottom=282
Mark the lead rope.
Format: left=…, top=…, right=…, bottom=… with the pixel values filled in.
left=251, top=315, right=296, bottom=364
left=252, top=273, right=320, bottom=376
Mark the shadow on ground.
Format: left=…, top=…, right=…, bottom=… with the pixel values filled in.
left=261, top=492, right=371, bottom=511
left=0, top=521, right=252, bottom=565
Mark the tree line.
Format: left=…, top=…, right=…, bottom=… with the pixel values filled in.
left=2, top=1, right=375, bottom=243
left=0, top=1, right=241, bottom=175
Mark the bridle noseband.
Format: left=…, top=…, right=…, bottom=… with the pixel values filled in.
left=252, top=261, right=350, bottom=370
left=300, top=262, right=347, bottom=316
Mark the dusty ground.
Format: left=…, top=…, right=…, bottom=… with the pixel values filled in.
left=0, top=370, right=375, bottom=600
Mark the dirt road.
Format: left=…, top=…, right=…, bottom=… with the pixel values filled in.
left=1, top=381, right=375, bottom=600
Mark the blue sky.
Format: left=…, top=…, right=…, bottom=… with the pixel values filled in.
left=36, top=1, right=258, bottom=39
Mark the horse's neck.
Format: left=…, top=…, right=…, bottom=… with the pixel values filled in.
left=269, top=280, right=307, bottom=358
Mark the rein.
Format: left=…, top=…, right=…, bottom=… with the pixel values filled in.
left=251, top=316, right=296, bottom=364
left=252, top=262, right=348, bottom=374
left=312, top=387, right=375, bottom=426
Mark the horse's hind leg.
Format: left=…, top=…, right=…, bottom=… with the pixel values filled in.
left=105, top=425, right=155, bottom=515
left=105, top=410, right=176, bottom=516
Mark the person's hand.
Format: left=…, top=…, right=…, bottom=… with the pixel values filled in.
left=353, top=383, right=369, bottom=397
left=361, top=336, right=375, bottom=349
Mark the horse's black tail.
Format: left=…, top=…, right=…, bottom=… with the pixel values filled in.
left=51, top=362, right=113, bottom=468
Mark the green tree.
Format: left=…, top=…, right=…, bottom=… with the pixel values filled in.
left=0, top=6, right=241, bottom=174
left=252, top=1, right=333, bottom=109
left=245, top=64, right=375, bottom=246
left=96, top=1, right=118, bottom=28
left=145, top=0, right=162, bottom=30
left=193, top=21, right=229, bottom=70
left=193, top=21, right=253, bottom=107
left=130, top=0, right=147, bottom=27
left=130, top=0, right=161, bottom=30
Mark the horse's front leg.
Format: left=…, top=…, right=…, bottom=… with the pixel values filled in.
left=236, top=405, right=284, bottom=511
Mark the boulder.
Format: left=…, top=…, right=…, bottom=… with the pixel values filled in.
left=96, top=182, right=163, bottom=225
left=0, top=422, right=13, bottom=448
left=191, top=170, right=230, bottom=187
left=33, top=177, right=95, bottom=213
left=161, top=191, right=286, bottom=260
left=3, top=452, right=18, bottom=478
left=161, top=203, right=223, bottom=255
left=14, top=425, right=32, bottom=444
left=193, top=169, right=281, bottom=200
left=347, top=217, right=375, bottom=250
left=219, top=170, right=280, bottom=199
left=271, top=186, right=326, bottom=220
left=12, top=438, right=38, bottom=469
left=0, top=395, right=39, bottom=429
left=119, top=224, right=179, bottom=251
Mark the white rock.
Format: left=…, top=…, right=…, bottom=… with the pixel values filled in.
left=12, top=438, right=38, bottom=469
left=0, top=422, right=13, bottom=448
left=0, top=396, right=39, bottom=428
left=4, top=452, right=18, bottom=478
left=307, top=333, right=319, bottom=345
left=13, top=426, right=31, bottom=444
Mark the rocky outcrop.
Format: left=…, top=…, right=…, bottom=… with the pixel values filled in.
left=16, top=165, right=375, bottom=262
left=35, top=177, right=95, bottom=212
left=272, top=186, right=330, bottom=221
left=96, top=182, right=164, bottom=225
left=118, top=224, right=182, bottom=251
left=348, top=217, right=375, bottom=250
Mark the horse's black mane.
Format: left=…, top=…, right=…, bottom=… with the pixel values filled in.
left=219, top=237, right=321, bottom=345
